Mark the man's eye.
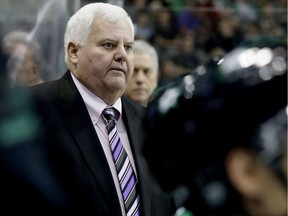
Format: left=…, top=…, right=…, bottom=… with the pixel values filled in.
left=144, top=69, right=151, bottom=74
left=125, top=45, right=133, bottom=52
left=103, top=43, right=115, bottom=49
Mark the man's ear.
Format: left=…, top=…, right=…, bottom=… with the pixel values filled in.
left=225, top=147, right=259, bottom=196
left=67, top=42, right=79, bottom=64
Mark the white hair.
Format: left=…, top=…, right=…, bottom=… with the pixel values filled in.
left=133, top=40, right=159, bottom=73
left=64, top=2, right=134, bottom=64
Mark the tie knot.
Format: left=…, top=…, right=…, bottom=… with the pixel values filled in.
left=102, top=107, right=117, bottom=122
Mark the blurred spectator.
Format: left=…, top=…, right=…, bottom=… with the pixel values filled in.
left=158, top=54, right=182, bottom=85
left=175, top=1, right=202, bottom=35
left=204, top=12, right=244, bottom=55
left=241, top=21, right=262, bottom=41
left=258, top=2, right=287, bottom=41
left=125, top=0, right=150, bottom=20
left=134, top=9, right=155, bottom=41
left=0, top=0, right=69, bottom=82
left=149, top=5, right=178, bottom=60
left=1, top=30, right=43, bottom=87
left=234, top=0, right=258, bottom=22
left=124, top=39, right=159, bottom=106
left=169, top=32, right=202, bottom=74
left=157, top=32, right=204, bottom=85
left=195, top=0, right=222, bottom=23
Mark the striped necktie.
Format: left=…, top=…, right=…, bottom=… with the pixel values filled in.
left=102, top=107, right=141, bottom=216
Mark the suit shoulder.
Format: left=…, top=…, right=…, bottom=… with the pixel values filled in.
left=29, top=79, right=61, bottom=98
left=28, top=72, right=72, bottom=99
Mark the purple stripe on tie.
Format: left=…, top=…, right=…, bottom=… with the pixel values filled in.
left=127, top=195, right=140, bottom=216
left=113, top=139, right=122, bottom=161
left=121, top=165, right=133, bottom=189
left=110, top=132, right=119, bottom=151
left=134, top=207, right=140, bottom=216
left=110, top=128, right=118, bottom=148
left=130, top=196, right=141, bottom=216
left=123, top=175, right=136, bottom=200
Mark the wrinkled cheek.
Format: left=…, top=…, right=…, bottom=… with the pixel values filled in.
left=86, top=62, right=100, bottom=78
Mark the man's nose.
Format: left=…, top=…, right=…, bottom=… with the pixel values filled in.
left=134, top=70, right=146, bottom=81
left=115, top=46, right=127, bottom=64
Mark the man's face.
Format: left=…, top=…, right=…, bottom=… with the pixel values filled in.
left=71, top=17, right=134, bottom=102
left=124, top=52, right=158, bottom=106
left=7, top=44, right=39, bottom=86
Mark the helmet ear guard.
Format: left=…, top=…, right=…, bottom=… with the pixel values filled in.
left=143, top=43, right=287, bottom=215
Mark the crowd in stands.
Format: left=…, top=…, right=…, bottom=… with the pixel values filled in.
left=124, top=0, right=287, bottom=84
left=0, top=0, right=287, bottom=84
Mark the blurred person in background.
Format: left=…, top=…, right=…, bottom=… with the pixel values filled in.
left=142, top=42, right=287, bottom=216
left=22, top=2, right=174, bottom=215
left=149, top=4, right=178, bottom=57
left=124, top=39, right=159, bottom=106
left=204, top=12, right=244, bottom=55
left=175, top=1, right=202, bottom=35
left=168, top=32, right=202, bottom=75
left=134, top=9, right=155, bottom=41
left=1, top=30, right=43, bottom=87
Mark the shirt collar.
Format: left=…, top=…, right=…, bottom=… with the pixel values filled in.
left=71, top=72, right=122, bottom=122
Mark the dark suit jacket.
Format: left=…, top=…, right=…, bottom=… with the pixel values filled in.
left=21, top=71, right=175, bottom=215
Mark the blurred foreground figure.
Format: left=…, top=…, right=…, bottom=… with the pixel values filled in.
left=143, top=43, right=287, bottom=216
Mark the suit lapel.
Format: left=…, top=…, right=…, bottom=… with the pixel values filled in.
left=122, top=99, right=153, bottom=215
left=58, top=72, right=121, bottom=214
